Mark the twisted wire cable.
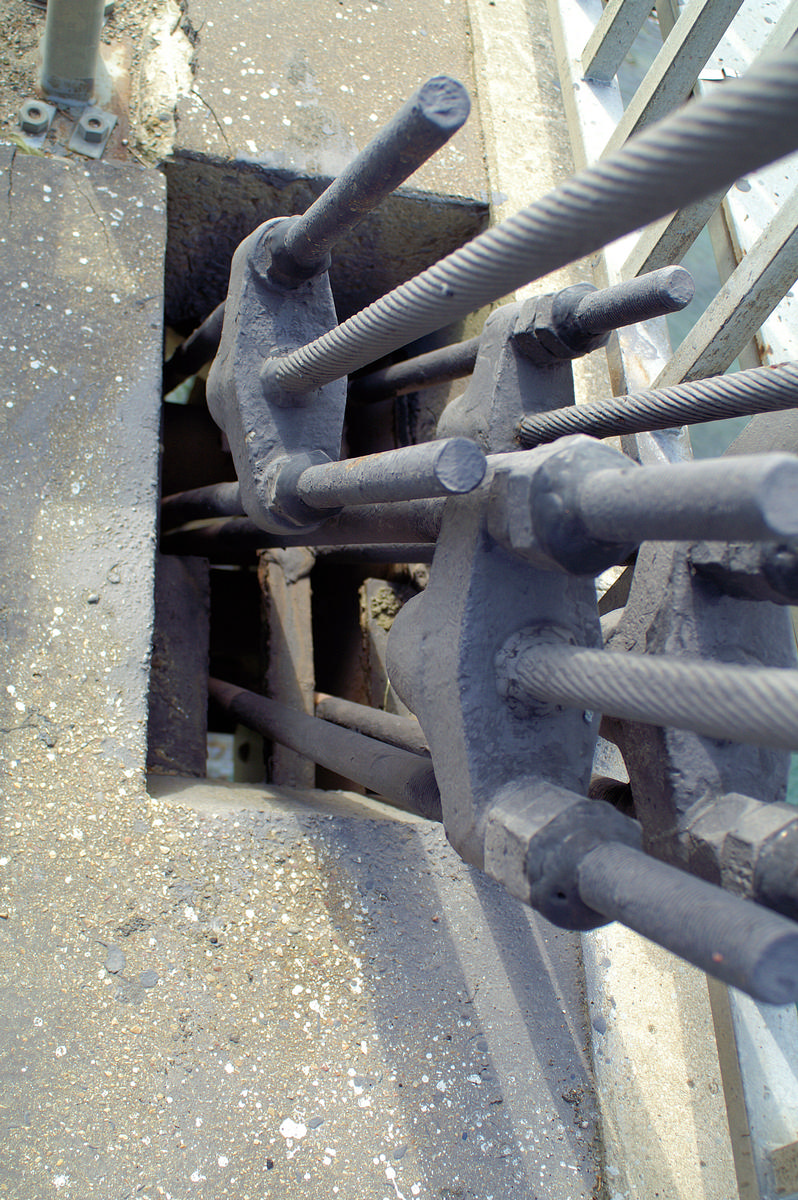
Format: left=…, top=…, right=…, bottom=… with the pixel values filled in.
left=508, top=638, right=798, bottom=751
left=266, top=46, right=798, bottom=393
left=516, top=362, right=798, bottom=446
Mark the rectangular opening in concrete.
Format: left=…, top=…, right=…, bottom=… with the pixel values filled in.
left=147, top=156, right=489, bottom=787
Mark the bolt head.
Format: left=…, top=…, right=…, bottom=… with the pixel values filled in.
left=78, top=111, right=110, bottom=144
left=19, top=101, right=49, bottom=136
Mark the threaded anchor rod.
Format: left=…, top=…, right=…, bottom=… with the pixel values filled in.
left=517, top=362, right=798, bottom=447
left=502, top=635, right=798, bottom=750
left=277, top=76, right=470, bottom=280
left=262, top=46, right=798, bottom=392
left=570, top=266, right=694, bottom=336
left=209, top=678, right=441, bottom=821
left=577, top=841, right=798, bottom=1004
left=578, top=453, right=798, bottom=544
left=296, top=438, right=486, bottom=509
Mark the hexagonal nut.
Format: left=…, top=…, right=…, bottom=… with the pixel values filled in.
left=487, top=466, right=538, bottom=558
left=19, top=101, right=49, bottom=136
left=77, top=111, right=111, bottom=144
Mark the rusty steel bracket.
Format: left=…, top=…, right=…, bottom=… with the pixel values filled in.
left=604, top=531, right=798, bottom=921
left=206, top=217, right=347, bottom=534
left=387, top=283, right=619, bottom=922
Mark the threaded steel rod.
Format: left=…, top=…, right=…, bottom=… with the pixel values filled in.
left=163, top=303, right=225, bottom=392
left=315, top=694, right=430, bottom=757
left=577, top=841, right=798, bottom=1003
left=296, top=439, right=486, bottom=509
left=349, top=336, right=481, bottom=404
left=209, top=678, right=441, bottom=821
left=506, top=637, right=798, bottom=750
left=280, top=76, right=470, bottom=275
left=570, top=266, right=695, bottom=337
left=578, top=453, right=798, bottom=543
left=161, top=496, right=443, bottom=543
left=261, top=46, right=798, bottom=393
left=517, top=362, right=798, bottom=446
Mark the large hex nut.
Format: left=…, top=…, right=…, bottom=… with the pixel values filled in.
left=77, top=110, right=112, bottom=144
left=19, top=100, right=52, bottom=136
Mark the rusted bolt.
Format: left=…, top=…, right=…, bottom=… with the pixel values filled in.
left=77, top=110, right=111, bottom=144
left=19, top=101, right=49, bottom=136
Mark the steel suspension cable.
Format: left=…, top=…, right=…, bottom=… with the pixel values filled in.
left=516, top=362, right=798, bottom=446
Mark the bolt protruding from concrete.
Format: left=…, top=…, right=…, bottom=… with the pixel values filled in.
left=77, top=111, right=111, bottom=144
left=19, top=101, right=50, bottom=136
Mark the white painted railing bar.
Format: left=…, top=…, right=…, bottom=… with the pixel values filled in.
left=601, top=0, right=744, bottom=154
left=581, top=0, right=654, bottom=83
left=622, top=189, right=723, bottom=277
left=654, top=189, right=798, bottom=387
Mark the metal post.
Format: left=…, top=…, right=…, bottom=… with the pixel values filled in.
left=41, top=0, right=105, bottom=104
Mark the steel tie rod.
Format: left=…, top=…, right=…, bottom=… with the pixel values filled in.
left=349, top=336, right=482, bottom=404
left=163, top=75, right=470, bottom=385
left=161, top=497, right=443, bottom=548
left=575, top=452, right=798, bottom=544
left=209, top=678, right=441, bottom=822
left=294, top=438, right=486, bottom=509
left=576, top=840, right=798, bottom=1004
left=260, top=44, right=798, bottom=393
left=517, top=361, right=798, bottom=447
left=501, top=634, right=798, bottom=750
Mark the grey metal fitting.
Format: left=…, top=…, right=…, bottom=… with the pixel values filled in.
left=484, top=778, right=641, bottom=927
left=265, top=218, right=332, bottom=288
left=206, top=219, right=347, bottom=532
left=487, top=436, right=639, bottom=575
left=76, top=109, right=112, bottom=144
left=511, top=269, right=695, bottom=365
left=689, top=539, right=798, bottom=605
left=513, top=285, right=608, bottom=364
left=685, top=793, right=798, bottom=921
left=18, top=100, right=53, bottom=136
left=263, top=452, right=341, bottom=533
